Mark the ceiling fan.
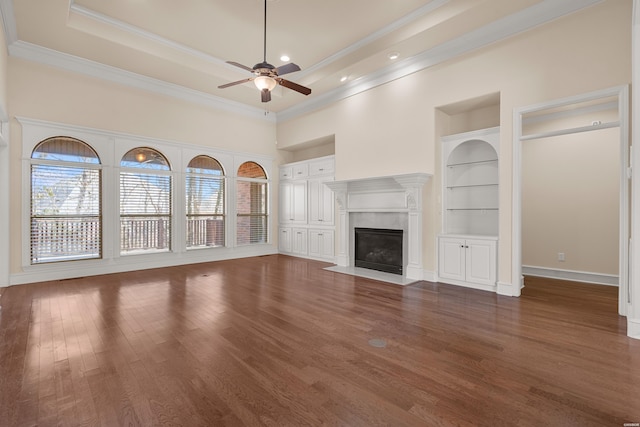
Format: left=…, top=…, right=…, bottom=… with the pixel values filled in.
left=217, top=0, right=312, bottom=103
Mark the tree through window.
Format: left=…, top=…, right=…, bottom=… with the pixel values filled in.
left=30, top=136, right=102, bottom=264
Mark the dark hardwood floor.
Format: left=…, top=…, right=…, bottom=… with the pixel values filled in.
left=1, top=255, right=639, bottom=426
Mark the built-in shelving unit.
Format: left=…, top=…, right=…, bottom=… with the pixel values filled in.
left=443, top=128, right=499, bottom=236
left=439, top=127, right=499, bottom=292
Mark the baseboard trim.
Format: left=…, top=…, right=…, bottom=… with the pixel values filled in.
left=497, top=281, right=520, bottom=296
left=522, top=265, right=618, bottom=286
left=10, top=246, right=278, bottom=286
left=628, top=318, right=640, bottom=340
left=437, top=278, right=496, bottom=293
left=421, top=270, right=437, bottom=283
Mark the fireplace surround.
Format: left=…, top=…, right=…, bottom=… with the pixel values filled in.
left=325, top=173, right=431, bottom=284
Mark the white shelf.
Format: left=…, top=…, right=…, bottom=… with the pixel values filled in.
left=447, top=183, right=498, bottom=189
left=447, top=208, right=499, bottom=211
left=447, top=158, right=498, bottom=167
left=442, top=128, right=499, bottom=236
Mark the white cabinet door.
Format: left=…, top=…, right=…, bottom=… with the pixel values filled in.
left=308, top=178, right=334, bottom=226
left=309, top=158, right=335, bottom=176
left=279, top=227, right=292, bottom=253
left=308, top=229, right=334, bottom=260
left=292, top=228, right=308, bottom=255
left=292, top=163, right=309, bottom=179
left=438, top=237, right=466, bottom=282
left=439, top=236, right=497, bottom=289
left=279, top=181, right=307, bottom=224
left=465, top=238, right=497, bottom=286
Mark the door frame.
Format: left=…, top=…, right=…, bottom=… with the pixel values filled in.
left=512, top=85, right=630, bottom=317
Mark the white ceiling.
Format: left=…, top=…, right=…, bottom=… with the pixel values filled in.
left=3, top=0, right=603, bottom=119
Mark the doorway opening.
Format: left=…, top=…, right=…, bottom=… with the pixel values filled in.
left=513, top=86, right=629, bottom=316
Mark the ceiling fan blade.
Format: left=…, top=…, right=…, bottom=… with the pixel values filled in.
left=218, top=78, right=253, bottom=89
left=277, top=78, right=312, bottom=96
left=274, top=63, right=301, bottom=76
left=226, top=61, right=254, bottom=73
left=261, top=88, right=271, bottom=103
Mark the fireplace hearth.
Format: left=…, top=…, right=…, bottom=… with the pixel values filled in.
left=354, top=227, right=403, bottom=275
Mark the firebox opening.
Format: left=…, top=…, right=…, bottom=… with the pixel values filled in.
left=354, top=228, right=403, bottom=275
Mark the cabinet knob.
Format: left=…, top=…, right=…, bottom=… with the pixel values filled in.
left=319, top=168, right=324, bottom=171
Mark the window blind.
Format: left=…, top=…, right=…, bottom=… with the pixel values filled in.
left=186, top=175, right=225, bottom=248
left=236, top=180, right=268, bottom=245
left=120, top=172, right=171, bottom=253
left=31, top=164, right=101, bottom=263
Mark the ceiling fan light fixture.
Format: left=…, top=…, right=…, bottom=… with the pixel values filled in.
left=218, top=0, right=311, bottom=101
left=254, top=75, right=277, bottom=91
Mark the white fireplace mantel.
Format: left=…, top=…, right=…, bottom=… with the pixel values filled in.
left=325, top=173, right=432, bottom=283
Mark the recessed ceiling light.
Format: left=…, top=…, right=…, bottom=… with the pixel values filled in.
left=280, top=55, right=290, bottom=62
left=388, top=52, right=400, bottom=60
left=340, top=76, right=348, bottom=82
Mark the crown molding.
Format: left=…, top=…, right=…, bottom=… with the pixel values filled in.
left=68, top=1, right=233, bottom=71
left=0, top=0, right=16, bottom=45
left=278, top=0, right=603, bottom=122
left=297, top=0, right=449, bottom=79
left=9, top=41, right=275, bottom=123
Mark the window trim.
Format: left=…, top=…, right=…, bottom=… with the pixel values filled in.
left=18, top=117, right=274, bottom=282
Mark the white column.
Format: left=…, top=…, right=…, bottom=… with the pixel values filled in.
left=629, top=0, right=640, bottom=339
left=395, top=175, right=431, bottom=281
left=330, top=182, right=349, bottom=266
left=0, top=120, right=9, bottom=288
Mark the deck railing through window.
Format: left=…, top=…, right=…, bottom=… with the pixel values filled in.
left=120, top=216, right=171, bottom=253
left=32, top=217, right=227, bottom=260
left=31, top=217, right=101, bottom=263
left=187, top=216, right=225, bottom=248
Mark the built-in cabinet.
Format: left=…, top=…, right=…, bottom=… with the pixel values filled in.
left=278, top=156, right=335, bottom=262
left=439, top=127, right=499, bottom=291
left=438, top=236, right=497, bottom=290
left=280, top=180, right=307, bottom=224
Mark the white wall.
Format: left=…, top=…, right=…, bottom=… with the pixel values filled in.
left=522, top=126, right=620, bottom=276
left=276, top=0, right=632, bottom=287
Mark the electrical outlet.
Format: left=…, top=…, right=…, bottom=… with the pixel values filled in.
left=558, top=252, right=565, bottom=262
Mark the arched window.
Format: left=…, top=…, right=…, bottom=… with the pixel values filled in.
left=186, top=155, right=225, bottom=249
left=236, top=161, right=268, bottom=245
left=30, top=136, right=101, bottom=264
left=119, top=147, right=172, bottom=254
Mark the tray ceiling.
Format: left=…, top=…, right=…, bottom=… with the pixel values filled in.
left=5, top=0, right=603, bottom=118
